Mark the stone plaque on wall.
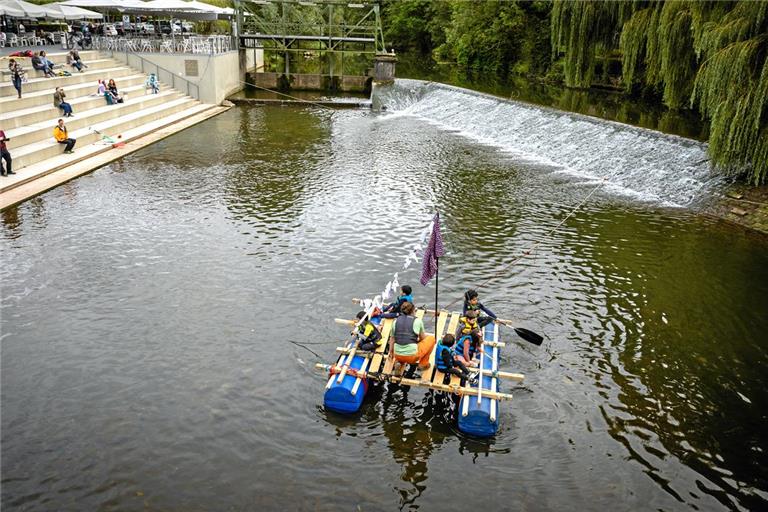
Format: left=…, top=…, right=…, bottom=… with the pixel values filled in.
left=184, top=60, right=199, bottom=77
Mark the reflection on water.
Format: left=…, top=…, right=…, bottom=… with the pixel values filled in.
left=1, top=106, right=767, bottom=512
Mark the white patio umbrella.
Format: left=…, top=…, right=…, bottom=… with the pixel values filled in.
left=0, top=0, right=58, bottom=18
left=183, top=0, right=225, bottom=14
left=46, top=3, right=104, bottom=19
left=141, top=0, right=208, bottom=11
left=60, top=0, right=144, bottom=10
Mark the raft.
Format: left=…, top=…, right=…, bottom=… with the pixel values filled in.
left=320, top=308, right=524, bottom=438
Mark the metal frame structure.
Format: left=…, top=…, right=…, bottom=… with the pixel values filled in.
left=235, top=0, right=386, bottom=77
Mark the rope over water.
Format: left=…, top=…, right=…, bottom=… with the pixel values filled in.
left=444, top=175, right=613, bottom=311
left=239, top=79, right=338, bottom=111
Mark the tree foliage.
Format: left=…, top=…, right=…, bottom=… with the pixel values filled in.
left=382, top=0, right=767, bottom=183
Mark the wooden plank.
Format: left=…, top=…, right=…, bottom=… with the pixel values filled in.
left=314, top=363, right=515, bottom=401
left=467, top=368, right=525, bottom=382
left=432, top=312, right=462, bottom=386
left=427, top=310, right=449, bottom=371
left=367, top=318, right=394, bottom=375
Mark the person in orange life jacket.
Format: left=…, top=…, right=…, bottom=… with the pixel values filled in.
left=0, top=131, right=14, bottom=176
left=435, top=333, right=474, bottom=386
left=463, top=289, right=497, bottom=328
left=354, top=311, right=383, bottom=351
left=387, top=301, right=436, bottom=370
left=454, top=309, right=483, bottom=367
left=379, top=285, right=413, bottom=319
left=53, top=119, right=76, bottom=154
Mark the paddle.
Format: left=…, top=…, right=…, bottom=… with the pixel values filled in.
left=494, top=320, right=543, bottom=346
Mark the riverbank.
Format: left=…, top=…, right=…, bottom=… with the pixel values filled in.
left=704, top=186, right=768, bottom=235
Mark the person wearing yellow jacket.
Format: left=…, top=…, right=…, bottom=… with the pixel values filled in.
left=53, top=119, right=76, bottom=154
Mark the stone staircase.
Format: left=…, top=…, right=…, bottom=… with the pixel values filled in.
left=1, top=50, right=224, bottom=197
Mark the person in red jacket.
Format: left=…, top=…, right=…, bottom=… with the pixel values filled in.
left=0, top=130, right=14, bottom=176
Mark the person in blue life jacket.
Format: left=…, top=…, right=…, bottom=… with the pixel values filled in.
left=435, top=333, right=474, bottom=386
left=379, top=285, right=413, bottom=319
left=454, top=309, right=483, bottom=367
left=354, top=310, right=383, bottom=351
left=463, top=289, right=497, bottom=328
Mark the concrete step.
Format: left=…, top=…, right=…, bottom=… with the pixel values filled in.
left=5, top=89, right=183, bottom=149
left=1, top=65, right=133, bottom=96
left=0, top=104, right=222, bottom=201
left=1, top=58, right=117, bottom=80
left=0, top=82, right=163, bottom=129
left=9, top=96, right=199, bottom=171
left=0, top=73, right=148, bottom=112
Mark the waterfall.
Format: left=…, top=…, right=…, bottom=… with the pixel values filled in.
left=373, top=79, right=719, bottom=207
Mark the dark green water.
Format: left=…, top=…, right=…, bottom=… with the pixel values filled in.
left=1, top=101, right=767, bottom=511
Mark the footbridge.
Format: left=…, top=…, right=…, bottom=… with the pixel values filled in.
left=234, top=0, right=395, bottom=91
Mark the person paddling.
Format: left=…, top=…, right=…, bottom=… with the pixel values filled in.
left=387, top=301, right=435, bottom=372
left=463, top=289, right=497, bottom=328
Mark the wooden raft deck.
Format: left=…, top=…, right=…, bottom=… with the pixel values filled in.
left=324, top=310, right=524, bottom=402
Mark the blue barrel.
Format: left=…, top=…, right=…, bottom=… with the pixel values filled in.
left=457, top=322, right=500, bottom=437
left=323, top=317, right=383, bottom=413
left=323, top=352, right=370, bottom=413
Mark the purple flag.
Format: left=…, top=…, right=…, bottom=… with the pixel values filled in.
left=420, top=213, right=445, bottom=285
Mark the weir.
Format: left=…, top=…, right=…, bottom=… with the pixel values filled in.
left=373, top=79, right=719, bottom=207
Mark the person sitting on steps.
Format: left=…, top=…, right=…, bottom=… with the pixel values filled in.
left=67, top=48, right=87, bottom=72
left=53, top=119, right=76, bottom=154
left=145, top=73, right=159, bottom=94
left=31, top=51, right=55, bottom=78
left=354, top=311, right=383, bottom=352
left=98, top=79, right=118, bottom=105
left=387, top=301, right=436, bottom=372
left=107, top=79, right=124, bottom=103
left=53, top=87, right=74, bottom=117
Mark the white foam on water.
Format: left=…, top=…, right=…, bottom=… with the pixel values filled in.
left=373, top=79, right=719, bottom=207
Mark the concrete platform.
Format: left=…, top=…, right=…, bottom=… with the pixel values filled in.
left=2, top=49, right=228, bottom=209
left=0, top=105, right=230, bottom=210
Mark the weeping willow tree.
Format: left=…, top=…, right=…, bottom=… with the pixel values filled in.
left=691, top=3, right=768, bottom=184
left=555, top=0, right=768, bottom=184
left=550, top=0, right=636, bottom=88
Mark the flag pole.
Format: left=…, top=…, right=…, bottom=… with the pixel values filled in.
left=434, top=256, right=439, bottom=325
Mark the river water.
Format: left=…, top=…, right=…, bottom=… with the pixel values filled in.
left=2, top=81, right=767, bottom=511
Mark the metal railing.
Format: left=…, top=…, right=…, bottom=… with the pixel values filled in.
left=109, top=49, right=200, bottom=101
left=94, top=35, right=232, bottom=55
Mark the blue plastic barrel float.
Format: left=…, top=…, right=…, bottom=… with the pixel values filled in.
left=323, top=317, right=383, bottom=413
left=457, top=322, right=501, bottom=437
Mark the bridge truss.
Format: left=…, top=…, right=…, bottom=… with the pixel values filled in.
left=235, top=0, right=387, bottom=77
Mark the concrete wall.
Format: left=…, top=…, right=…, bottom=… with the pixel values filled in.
left=246, top=71, right=370, bottom=93
left=111, top=49, right=261, bottom=105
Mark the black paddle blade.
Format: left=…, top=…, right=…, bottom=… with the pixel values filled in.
left=514, top=327, right=543, bottom=346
